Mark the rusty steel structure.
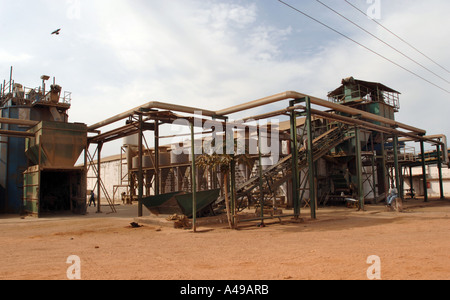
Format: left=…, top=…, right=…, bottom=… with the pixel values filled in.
left=0, top=69, right=447, bottom=227
left=85, top=76, right=447, bottom=230
left=0, top=68, right=87, bottom=216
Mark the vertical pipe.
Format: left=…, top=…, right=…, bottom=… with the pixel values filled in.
left=420, top=140, right=428, bottom=202
left=305, top=97, right=316, bottom=219
left=380, top=133, right=388, bottom=201
left=355, top=126, right=364, bottom=210
left=437, top=144, right=444, bottom=199
left=289, top=105, right=300, bottom=219
left=409, top=166, right=414, bottom=199
left=97, top=142, right=103, bottom=213
left=393, top=135, right=401, bottom=199
left=370, top=133, right=377, bottom=202
left=230, top=159, right=236, bottom=228
left=138, top=114, right=144, bottom=217
left=190, top=121, right=197, bottom=232
left=258, top=128, right=265, bottom=226
left=9, top=66, right=13, bottom=94
left=154, top=120, right=160, bottom=196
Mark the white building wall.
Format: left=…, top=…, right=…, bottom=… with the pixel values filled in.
left=404, top=165, right=450, bottom=198
left=87, top=157, right=128, bottom=204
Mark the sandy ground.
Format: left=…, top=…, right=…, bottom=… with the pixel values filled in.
left=0, top=198, right=449, bottom=280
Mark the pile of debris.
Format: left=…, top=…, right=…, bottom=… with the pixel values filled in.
left=166, top=214, right=192, bottom=229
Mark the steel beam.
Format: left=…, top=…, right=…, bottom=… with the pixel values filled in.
left=355, top=126, right=364, bottom=210
left=289, top=102, right=300, bottom=219
left=420, top=140, right=428, bottom=202
left=437, top=144, right=444, bottom=199
left=190, top=121, right=197, bottom=232
left=97, top=142, right=103, bottom=214
left=138, top=114, right=144, bottom=217
left=304, top=97, right=316, bottom=219
left=393, top=135, right=401, bottom=199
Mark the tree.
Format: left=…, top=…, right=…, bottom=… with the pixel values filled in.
left=196, top=143, right=252, bottom=229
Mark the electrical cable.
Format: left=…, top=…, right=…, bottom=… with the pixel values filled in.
left=277, top=0, right=450, bottom=94
left=344, top=0, right=450, bottom=75
left=315, top=0, right=450, bottom=85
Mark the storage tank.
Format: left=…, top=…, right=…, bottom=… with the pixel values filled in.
left=132, top=152, right=171, bottom=169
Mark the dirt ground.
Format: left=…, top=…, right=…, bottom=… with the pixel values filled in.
left=0, top=198, right=449, bottom=280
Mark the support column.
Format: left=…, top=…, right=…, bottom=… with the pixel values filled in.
left=393, top=135, right=401, bottom=199
left=258, top=128, right=265, bottom=226
left=97, top=142, right=103, bottom=214
left=409, top=166, right=414, bottom=199
left=289, top=103, right=300, bottom=219
left=230, top=158, right=236, bottom=228
left=420, top=140, right=428, bottom=202
left=305, top=97, right=316, bottom=219
left=190, top=121, right=197, bottom=232
left=154, top=120, right=160, bottom=196
left=355, top=126, right=364, bottom=210
left=437, top=144, right=444, bottom=199
left=138, top=114, right=144, bottom=217
left=380, top=133, right=388, bottom=201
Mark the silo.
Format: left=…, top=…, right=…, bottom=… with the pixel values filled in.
left=0, top=71, right=72, bottom=214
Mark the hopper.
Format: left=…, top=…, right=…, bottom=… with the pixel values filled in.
left=25, top=121, right=87, bottom=168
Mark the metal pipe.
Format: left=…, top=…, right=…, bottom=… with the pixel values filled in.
left=190, top=121, right=197, bottom=232
left=355, top=126, right=364, bottom=210
left=88, top=101, right=216, bottom=131
left=289, top=101, right=300, bottom=219
left=154, top=120, right=160, bottom=196
left=420, top=140, right=428, bottom=202
left=216, top=91, right=426, bottom=135
left=305, top=97, right=317, bottom=219
left=138, top=114, right=144, bottom=217
left=393, top=135, right=401, bottom=199
left=0, top=130, right=35, bottom=138
left=306, top=94, right=426, bottom=135
left=399, top=134, right=448, bottom=164
left=258, top=128, right=265, bottom=226
left=216, top=91, right=295, bottom=116
left=437, top=144, right=444, bottom=199
left=97, top=142, right=103, bottom=213
left=89, top=91, right=427, bottom=141
left=0, top=118, right=39, bottom=127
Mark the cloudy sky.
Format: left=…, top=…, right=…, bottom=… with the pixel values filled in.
left=1, top=0, right=449, bottom=156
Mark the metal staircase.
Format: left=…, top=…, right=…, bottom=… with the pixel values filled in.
left=215, top=124, right=351, bottom=209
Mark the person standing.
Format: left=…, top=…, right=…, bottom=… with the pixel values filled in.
left=89, top=190, right=96, bottom=207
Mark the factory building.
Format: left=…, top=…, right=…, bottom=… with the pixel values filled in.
left=1, top=69, right=448, bottom=226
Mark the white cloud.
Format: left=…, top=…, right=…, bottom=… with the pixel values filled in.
left=0, top=50, right=32, bottom=64
left=1, top=0, right=449, bottom=156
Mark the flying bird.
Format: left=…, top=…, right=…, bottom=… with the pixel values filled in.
left=51, top=29, right=61, bottom=35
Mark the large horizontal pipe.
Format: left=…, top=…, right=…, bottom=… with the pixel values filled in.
left=216, top=91, right=295, bottom=116
left=89, top=91, right=427, bottom=137
left=400, top=134, right=448, bottom=163
left=216, top=91, right=426, bottom=135
left=0, top=118, right=39, bottom=127
left=308, top=107, right=429, bottom=142
left=0, top=130, right=34, bottom=138
left=305, top=93, right=426, bottom=136
left=88, top=101, right=216, bottom=131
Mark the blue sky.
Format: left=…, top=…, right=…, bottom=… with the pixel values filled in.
left=1, top=0, right=450, bottom=156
